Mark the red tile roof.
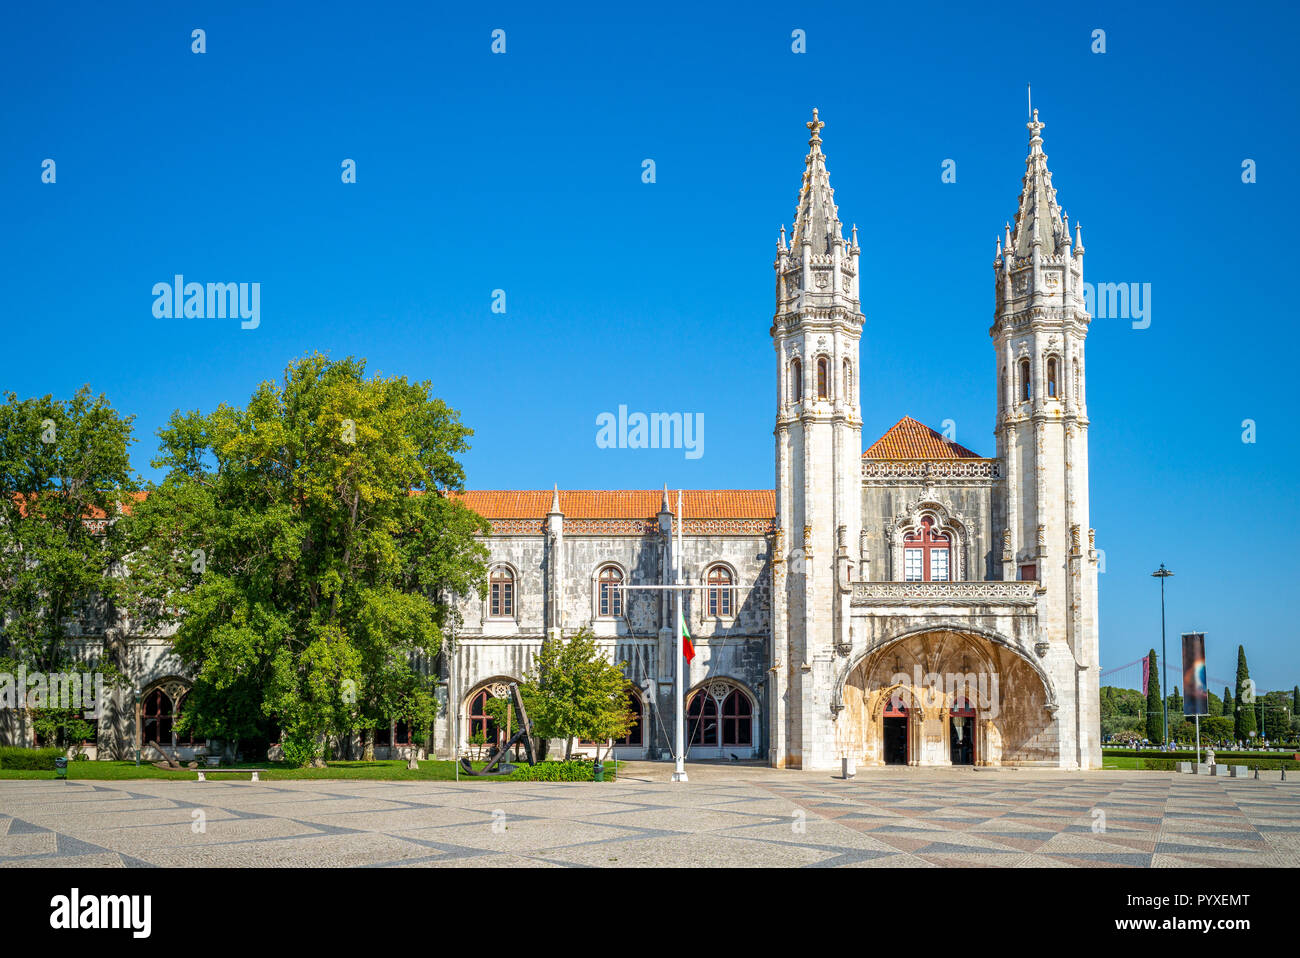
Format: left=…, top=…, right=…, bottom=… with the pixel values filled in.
left=450, top=490, right=775, bottom=520
left=862, top=416, right=985, bottom=460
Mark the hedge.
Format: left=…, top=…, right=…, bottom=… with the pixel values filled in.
left=1103, top=748, right=1300, bottom=771
left=506, top=760, right=618, bottom=782
left=0, top=746, right=64, bottom=770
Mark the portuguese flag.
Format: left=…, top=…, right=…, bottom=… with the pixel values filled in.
left=680, top=611, right=696, bottom=663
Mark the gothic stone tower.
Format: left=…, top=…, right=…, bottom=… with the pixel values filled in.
left=992, top=110, right=1101, bottom=768
left=771, top=110, right=864, bottom=769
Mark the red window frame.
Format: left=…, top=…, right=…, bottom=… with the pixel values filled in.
left=614, top=690, right=643, bottom=746
left=1019, top=563, right=1037, bottom=581
left=903, top=517, right=951, bottom=582
left=598, top=566, right=623, bottom=617
left=490, top=568, right=514, bottom=617
left=720, top=690, right=752, bottom=747
left=687, top=693, right=719, bottom=746
left=467, top=688, right=500, bottom=747
left=707, top=566, right=734, bottom=617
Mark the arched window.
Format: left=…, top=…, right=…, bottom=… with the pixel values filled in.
left=1019, top=358, right=1032, bottom=402
left=468, top=688, right=500, bottom=748
left=142, top=686, right=204, bottom=747
left=489, top=566, right=514, bottom=618
left=903, top=516, right=951, bottom=582
left=706, top=565, right=734, bottom=617
left=720, top=689, right=753, bottom=747
left=1047, top=357, right=1059, bottom=398
left=687, top=693, right=719, bottom=746
left=614, top=689, right=644, bottom=746
left=816, top=357, right=829, bottom=399
left=790, top=358, right=802, bottom=403
left=141, top=688, right=172, bottom=745
left=597, top=565, right=623, bottom=617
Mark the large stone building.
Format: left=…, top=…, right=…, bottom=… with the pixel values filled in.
left=9, top=109, right=1102, bottom=770
left=435, top=107, right=1101, bottom=770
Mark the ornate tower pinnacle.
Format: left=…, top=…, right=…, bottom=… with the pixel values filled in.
left=770, top=109, right=864, bottom=770
left=990, top=106, right=1100, bottom=770
left=789, top=108, right=844, bottom=258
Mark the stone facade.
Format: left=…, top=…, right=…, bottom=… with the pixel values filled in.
left=3, top=108, right=1102, bottom=771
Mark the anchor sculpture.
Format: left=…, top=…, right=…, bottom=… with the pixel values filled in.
left=458, top=682, right=537, bottom=777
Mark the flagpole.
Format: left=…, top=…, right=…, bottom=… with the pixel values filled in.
left=673, top=489, right=688, bottom=782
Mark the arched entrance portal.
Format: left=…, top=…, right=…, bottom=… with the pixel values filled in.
left=882, top=690, right=909, bottom=765
left=838, top=629, right=1056, bottom=767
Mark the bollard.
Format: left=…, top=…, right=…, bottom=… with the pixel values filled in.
left=842, top=756, right=856, bottom=779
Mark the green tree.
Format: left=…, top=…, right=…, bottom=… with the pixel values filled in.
left=1168, top=686, right=1183, bottom=717
left=127, top=354, right=489, bottom=765
left=1232, top=647, right=1253, bottom=743
left=0, top=388, right=136, bottom=748
left=1144, top=649, right=1163, bottom=744
left=1222, top=686, right=1233, bottom=719
left=513, top=629, right=634, bottom=760
left=1207, top=690, right=1223, bottom=717
left=1261, top=691, right=1290, bottom=740
left=1234, top=645, right=1256, bottom=742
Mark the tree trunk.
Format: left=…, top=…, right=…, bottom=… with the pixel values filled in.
left=362, top=728, right=374, bottom=762
left=564, top=736, right=573, bottom=761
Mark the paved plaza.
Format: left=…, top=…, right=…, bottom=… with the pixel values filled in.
left=1, top=765, right=1297, bottom=867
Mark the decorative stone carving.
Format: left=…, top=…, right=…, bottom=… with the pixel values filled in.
left=862, top=459, right=1000, bottom=480
left=851, top=581, right=1038, bottom=606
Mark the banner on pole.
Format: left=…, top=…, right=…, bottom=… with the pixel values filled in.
left=1181, top=632, right=1208, bottom=716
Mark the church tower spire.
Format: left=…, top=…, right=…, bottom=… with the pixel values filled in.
left=771, top=109, right=864, bottom=769
left=991, top=107, right=1100, bottom=770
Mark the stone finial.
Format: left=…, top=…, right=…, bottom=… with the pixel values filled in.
left=1027, top=108, right=1044, bottom=147
left=550, top=483, right=561, bottom=513
left=807, top=107, right=824, bottom=148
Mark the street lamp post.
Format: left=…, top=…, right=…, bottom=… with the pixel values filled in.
left=1151, top=563, right=1174, bottom=745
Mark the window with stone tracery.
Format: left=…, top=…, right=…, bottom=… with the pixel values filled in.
left=903, top=516, right=951, bottom=582
left=790, top=358, right=802, bottom=403
left=1019, top=358, right=1032, bottom=402
left=816, top=357, right=829, bottom=399
left=1047, top=356, right=1059, bottom=398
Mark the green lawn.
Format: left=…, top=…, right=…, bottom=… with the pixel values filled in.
left=0, top=758, right=619, bottom=782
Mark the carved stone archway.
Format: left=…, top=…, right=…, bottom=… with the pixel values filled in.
left=836, top=629, right=1057, bottom=767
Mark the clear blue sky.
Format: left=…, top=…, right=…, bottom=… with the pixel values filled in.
left=2, top=2, right=1297, bottom=692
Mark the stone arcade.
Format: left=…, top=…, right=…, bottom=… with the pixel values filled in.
left=8, top=109, right=1102, bottom=770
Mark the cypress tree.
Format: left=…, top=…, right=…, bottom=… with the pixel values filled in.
left=1223, top=686, right=1233, bottom=718
left=1234, top=645, right=1257, bottom=742
left=1145, top=649, right=1163, bottom=744
left=1170, top=686, right=1183, bottom=716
